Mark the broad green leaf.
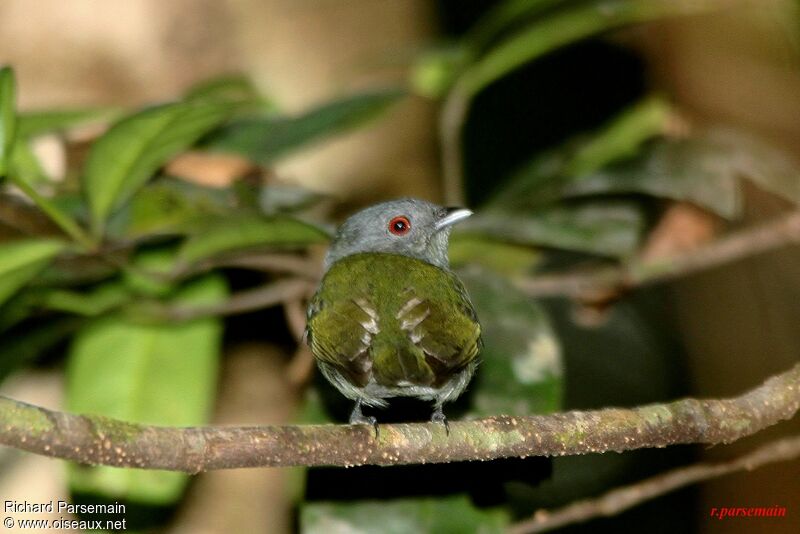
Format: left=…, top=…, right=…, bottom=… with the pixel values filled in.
left=184, top=74, right=275, bottom=111
left=106, top=178, right=237, bottom=239
left=486, top=105, right=767, bottom=222
left=66, top=274, right=226, bottom=504
left=177, top=214, right=330, bottom=267
left=82, top=101, right=234, bottom=235
left=462, top=271, right=562, bottom=416
left=17, top=107, right=122, bottom=138
left=0, top=238, right=65, bottom=307
left=462, top=202, right=645, bottom=258
left=205, top=89, right=404, bottom=164
left=545, top=127, right=799, bottom=219
left=301, top=496, right=509, bottom=534
left=559, top=135, right=744, bottom=218
left=0, top=66, right=17, bottom=177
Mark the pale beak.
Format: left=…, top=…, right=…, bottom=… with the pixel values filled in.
left=435, top=207, right=473, bottom=231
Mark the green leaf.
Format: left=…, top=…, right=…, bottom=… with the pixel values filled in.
left=467, top=0, right=568, bottom=53
left=463, top=202, right=645, bottom=258
left=205, top=89, right=404, bottom=164
left=0, top=66, right=17, bottom=177
left=0, top=238, right=65, bottom=307
left=491, top=124, right=755, bottom=220
left=106, top=178, right=237, bottom=239
left=461, top=271, right=562, bottom=416
left=559, top=135, right=744, bottom=218
left=177, top=214, right=330, bottom=267
left=565, top=95, right=672, bottom=178
left=39, top=282, right=130, bottom=316
left=17, top=107, right=122, bottom=138
left=460, top=0, right=732, bottom=96
left=301, top=496, right=509, bottom=534
left=544, top=127, right=800, bottom=219
left=9, top=139, right=49, bottom=186
left=122, top=246, right=180, bottom=298
left=184, top=74, right=274, bottom=110
left=66, top=274, right=226, bottom=504
left=82, top=101, right=235, bottom=235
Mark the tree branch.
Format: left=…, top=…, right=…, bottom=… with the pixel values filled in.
left=196, top=252, right=322, bottom=281
left=509, top=434, right=800, bottom=534
left=0, top=363, right=797, bottom=472
left=161, top=278, right=313, bottom=321
left=515, top=210, right=800, bottom=298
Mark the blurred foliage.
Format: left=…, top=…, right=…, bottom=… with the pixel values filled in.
left=1, top=0, right=799, bottom=532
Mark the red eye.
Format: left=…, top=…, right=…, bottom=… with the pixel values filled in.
left=388, top=216, right=411, bottom=236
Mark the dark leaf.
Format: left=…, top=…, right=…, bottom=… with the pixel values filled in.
left=204, top=89, right=404, bottom=164
left=105, top=178, right=238, bottom=239
left=462, top=202, right=645, bottom=258
left=176, top=214, right=330, bottom=267
left=301, top=496, right=509, bottom=534
left=462, top=270, right=562, bottom=416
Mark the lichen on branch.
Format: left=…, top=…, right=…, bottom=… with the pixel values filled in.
left=0, top=363, right=798, bottom=472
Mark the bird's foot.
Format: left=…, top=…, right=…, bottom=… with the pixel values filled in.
left=349, top=401, right=379, bottom=438
left=431, top=406, right=450, bottom=435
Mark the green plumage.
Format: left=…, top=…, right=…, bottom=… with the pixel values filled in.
left=306, top=252, right=481, bottom=408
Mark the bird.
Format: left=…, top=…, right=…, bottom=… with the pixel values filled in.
left=304, top=198, right=481, bottom=433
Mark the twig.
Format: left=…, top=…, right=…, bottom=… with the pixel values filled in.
left=283, top=297, right=310, bottom=342
left=439, top=82, right=470, bottom=206
left=163, top=278, right=312, bottom=321
left=515, top=210, right=800, bottom=298
left=509, top=434, right=800, bottom=534
left=0, top=363, right=796, bottom=472
left=195, top=252, right=321, bottom=281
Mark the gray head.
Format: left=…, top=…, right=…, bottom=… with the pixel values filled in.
left=324, top=198, right=472, bottom=272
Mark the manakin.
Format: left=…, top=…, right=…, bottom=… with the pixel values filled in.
left=305, top=198, right=481, bottom=432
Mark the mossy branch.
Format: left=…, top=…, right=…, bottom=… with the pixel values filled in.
left=0, top=363, right=797, bottom=472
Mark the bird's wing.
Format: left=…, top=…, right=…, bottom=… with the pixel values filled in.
left=395, top=274, right=481, bottom=380
left=305, top=290, right=378, bottom=387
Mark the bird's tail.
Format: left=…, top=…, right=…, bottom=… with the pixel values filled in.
left=372, top=341, right=434, bottom=387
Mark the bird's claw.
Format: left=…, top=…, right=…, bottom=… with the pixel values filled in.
left=350, top=414, right=379, bottom=438
left=349, top=402, right=379, bottom=438
left=431, top=408, right=450, bottom=436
